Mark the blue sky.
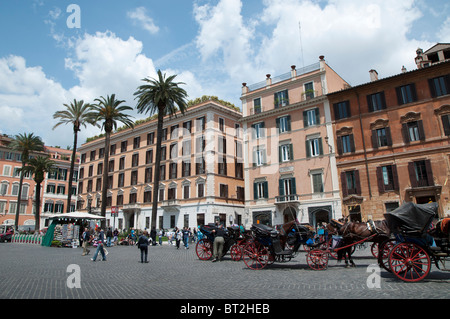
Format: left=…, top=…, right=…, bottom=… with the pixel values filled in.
left=0, top=0, right=449, bottom=148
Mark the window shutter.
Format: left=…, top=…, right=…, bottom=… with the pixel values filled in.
left=279, top=146, right=283, bottom=162
left=263, top=181, right=269, bottom=199
left=366, top=95, right=374, bottom=112
left=401, top=123, right=410, bottom=144
left=315, top=108, right=320, bottom=124
left=385, top=127, right=393, bottom=146
left=303, top=111, right=308, bottom=127
left=336, top=136, right=343, bottom=155
left=408, top=162, right=418, bottom=188
left=425, top=159, right=434, bottom=186
left=442, top=114, right=450, bottom=136
left=341, top=172, right=348, bottom=197
left=305, top=140, right=311, bottom=158
left=291, top=178, right=296, bottom=195
left=333, top=103, right=339, bottom=120
left=318, top=138, right=323, bottom=155
left=279, top=179, right=285, bottom=196
left=411, top=83, right=418, bottom=102
left=417, top=120, right=425, bottom=141
left=372, top=130, right=378, bottom=149
left=276, top=118, right=280, bottom=132
left=428, top=78, right=437, bottom=98
left=355, top=170, right=361, bottom=195
left=396, top=87, right=403, bottom=105
left=376, top=167, right=384, bottom=194
left=274, top=93, right=278, bottom=108
left=392, top=165, right=399, bottom=191
left=253, top=182, right=258, bottom=200
left=349, top=134, right=355, bottom=152
left=380, top=91, right=387, bottom=109
left=287, top=115, right=291, bottom=131
left=289, top=144, right=294, bottom=160
left=346, top=101, right=351, bottom=118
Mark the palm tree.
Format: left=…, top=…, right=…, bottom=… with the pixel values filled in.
left=9, top=133, right=45, bottom=230
left=91, top=94, right=134, bottom=226
left=19, top=156, right=56, bottom=230
left=53, top=99, right=98, bottom=213
left=134, top=70, right=188, bottom=230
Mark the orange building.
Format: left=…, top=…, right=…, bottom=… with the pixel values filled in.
left=0, top=135, right=79, bottom=230
left=240, top=57, right=349, bottom=227
left=77, top=100, right=245, bottom=231
left=328, top=44, right=450, bottom=221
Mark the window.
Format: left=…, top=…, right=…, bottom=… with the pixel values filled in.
left=183, top=121, right=192, bottom=135
left=311, top=172, right=324, bottom=193
left=253, top=148, right=266, bottom=166
left=170, top=125, right=179, bottom=139
left=97, top=163, right=103, bottom=175
left=108, top=160, right=115, bottom=172
left=2, top=165, right=11, bottom=176
left=90, top=150, right=96, bottom=161
left=195, top=157, right=205, bottom=174
left=11, top=183, right=19, bottom=196
left=145, top=167, right=153, bottom=183
left=402, top=121, right=425, bottom=143
left=372, top=127, right=392, bottom=148
left=196, top=136, right=205, bottom=153
left=218, top=136, right=226, bottom=153
left=161, top=146, right=167, bottom=161
left=279, top=178, right=296, bottom=200
left=303, top=82, right=314, bottom=99
left=429, top=75, right=450, bottom=97
left=161, top=128, right=168, bottom=141
left=197, top=183, right=204, bottom=198
left=121, top=141, right=127, bottom=153
left=396, top=83, right=417, bottom=105
left=0, top=182, right=8, bottom=195
left=337, top=134, right=355, bottom=154
left=196, top=117, right=205, bottom=132
left=219, top=184, right=229, bottom=198
left=183, top=185, right=190, bottom=199
left=333, top=101, right=351, bottom=120
left=170, top=143, right=178, bottom=159
left=144, top=190, right=152, bottom=203
left=279, top=144, right=293, bottom=162
left=131, top=170, right=138, bottom=185
left=182, top=161, right=191, bottom=177
left=252, top=122, right=265, bottom=139
left=253, top=98, right=261, bottom=114
left=146, top=149, right=153, bottom=164
left=133, top=137, right=140, bottom=149
left=367, top=92, right=386, bottom=112
left=218, top=156, right=227, bottom=175
left=22, top=185, right=29, bottom=198
left=167, top=188, right=176, bottom=200
left=110, top=144, right=116, bottom=155
left=341, top=170, right=361, bottom=196
left=147, top=132, right=155, bottom=145
left=169, top=162, right=177, bottom=179
left=159, top=164, right=166, bottom=180
left=116, top=194, right=123, bottom=206
left=304, top=108, right=320, bottom=127
left=99, top=148, right=105, bottom=159
left=306, top=137, right=323, bottom=158
left=235, top=161, right=243, bottom=179
left=132, top=153, right=139, bottom=167
left=274, top=89, right=289, bottom=108
left=377, top=165, right=398, bottom=193
left=236, top=186, right=245, bottom=201
left=254, top=181, right=268, bottom=200
left=129, top=193, right=137, bottom=204
left=409, top=160, right=434, bottom=187
left=277, top=116, right=291, bottom=133
left=219, top=118, right=225, bottom=132
left=46, top=184, right=56, bottom=194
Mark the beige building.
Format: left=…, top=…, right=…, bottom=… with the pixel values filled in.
left=240, top=57, right=349, bottom=227
left=77, top=100, right=245, bottom=231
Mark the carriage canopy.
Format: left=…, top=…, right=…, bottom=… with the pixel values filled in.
left=384, top=202, right=438, bottom=235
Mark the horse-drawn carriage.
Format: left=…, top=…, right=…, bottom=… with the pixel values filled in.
left=377, top=202, right=450, bottom=282
left=195, top=224, right=251, bottom=261
left=242, top=221, right=314, bottom=270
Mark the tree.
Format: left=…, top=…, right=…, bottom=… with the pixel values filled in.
left=134, top=70, right=188, bottom=229
left=19, top=156, right=56, bottom=230
left=53, top=99, right=98, bottom=214
left=91, top=94, right=134, bottom=226
left=9, top=133, right=45, bottom=230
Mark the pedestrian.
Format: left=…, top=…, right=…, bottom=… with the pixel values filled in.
left=113, top=228, right=119, bottom=243
left=91, top=229, right=107, bottom=262
left=137, top=231, right=149, bottom=263
left=175, top=227, right=182, bottom=249
left=81, top=227, right=91, bottom=256
left=106, top=227, right=113, bottom=247
left=197, top=225, right=204, bottom=241
left=182, top=227, right=190, bottom=249
left=158, top=228, right=163, bottom=246
left=150, top=227, right=157, bottom=246
left=211, top=224, right=225, bottom=262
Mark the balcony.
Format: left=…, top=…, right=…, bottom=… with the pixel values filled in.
left=123, top=203, right=141, bottom=211
left=161, top=199, right=180, bottom=212
left=275, top=194, right=300, bottom=205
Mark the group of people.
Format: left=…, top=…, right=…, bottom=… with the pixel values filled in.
left=81, top=227, right=110, bottom=262
left=167, top=227, right=199, bottom=249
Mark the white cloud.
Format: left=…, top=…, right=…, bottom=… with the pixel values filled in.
left=437, top=17, right=450, bottom=42
left=127, top=7, right=159, bottom=35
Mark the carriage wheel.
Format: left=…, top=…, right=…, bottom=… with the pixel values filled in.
left=307, top=249, right=329, bottom=270
left=371, top=242, right=379, bottom=258
left=230, top=244, right=243, bottom=261
left=195, top=239, right=213, bottom=260
left=243, top=242, right=269, bottom=270
left=388, top=242, right=431, bottom=282
left=377, top=239, right=396, bottom=272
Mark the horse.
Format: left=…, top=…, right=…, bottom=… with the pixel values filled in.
left=335, top=219, right=391, bottom=268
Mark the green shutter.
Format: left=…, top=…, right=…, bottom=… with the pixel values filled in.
left=253, top=182, right=258, bottom=200
left=290, top=178, right=296, bottom=194
left=263, top=181, right=269, bottom=198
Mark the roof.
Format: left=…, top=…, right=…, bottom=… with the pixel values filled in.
left=424, top=43, right=450, bottom=55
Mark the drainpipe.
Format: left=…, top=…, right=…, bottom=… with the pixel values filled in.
left=356, top=91, right=372, bottom=199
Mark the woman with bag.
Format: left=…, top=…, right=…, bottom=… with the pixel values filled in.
left=137, top=231, right=150, bottom=263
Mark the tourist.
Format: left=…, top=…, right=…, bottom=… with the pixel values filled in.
left=91, top=229, right=107, bottom=262
left=137, top=231, right=150, bottom=263
left=211, top=224, right=225, bottom=262
left=106, top=227, right=113, bottom=247
left=81, top=227, right=91, bottom=256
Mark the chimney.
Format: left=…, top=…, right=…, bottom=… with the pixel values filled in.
left=291, top=65, right=297, bottom=78
left=369, top=69, right=378, bottom=82
left=242, top=83, right=248, bottom=94
left=401, top=66, right=407, bottom=73
left=319, top=55, right=325, bottom=70
left=266, top=74, right=272, bottom=86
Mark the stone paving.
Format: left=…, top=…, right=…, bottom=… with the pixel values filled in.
left=1, top=241, right=449, bottom=301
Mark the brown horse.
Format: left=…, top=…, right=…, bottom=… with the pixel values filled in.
left=336, top=219, right=390, bottom=267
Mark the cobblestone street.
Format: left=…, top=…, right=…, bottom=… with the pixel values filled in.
left=1, top=242, right=449, bottom=302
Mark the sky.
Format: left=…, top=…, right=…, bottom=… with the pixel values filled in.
left=0, top=0, right=449, bottom=149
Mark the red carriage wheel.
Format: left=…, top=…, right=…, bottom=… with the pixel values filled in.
left=196, top=239, right=213, bottom=260
left=377, top=239, right=396, bottom=272
left=230, top=244, right=243, bottom=261
left=243, top=242, right=269, bottom=270
left=307, top=249, right=329, bottom=270
left=371, top=242, right=379, bottom=258
left=388, top=242, right=431, bottom=282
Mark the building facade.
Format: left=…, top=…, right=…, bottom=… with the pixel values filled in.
left=240, top=57, right=349, bottom=228
left=77, top=100, right=245, bottom=231
left=328, top=46, right=450, bottom=221
left=0, top=135, right=79, bottom=229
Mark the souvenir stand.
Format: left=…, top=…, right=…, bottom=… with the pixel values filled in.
left=41, top=212, right=105, bottom=248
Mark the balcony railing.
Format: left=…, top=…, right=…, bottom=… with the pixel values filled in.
left=275, top=194, right=300, bottom=203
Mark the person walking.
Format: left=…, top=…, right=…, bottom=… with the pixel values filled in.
left=211, top=224, right=225, bottom=262
left=137, top=231, right=150, bottom=263
left=113, top=228, right=119, bottom=244
left=91, top=229, right=107, bottom=262
left=175, top=227, right=182, bottom=249
left=182, top=227, right=190, bottom=249
left=81, top=227, right=91, bottom=256
left=158, top=228, right=163, bottom=246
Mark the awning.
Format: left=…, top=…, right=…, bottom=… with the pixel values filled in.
left=44, top=212, right=106, bottom=220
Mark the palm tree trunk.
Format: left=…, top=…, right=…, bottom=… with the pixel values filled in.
left=66, top=129, right=78, bottom=213
left=101, top=130, right=111, bottom=229
left=34, top=182, right=42, bottom=231
left=151, top=110, right=165, bottom=229
left=14, top=165, right=25, bottom=231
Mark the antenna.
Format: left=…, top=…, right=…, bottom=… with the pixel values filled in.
left=299, top=21, right=305, bottom=68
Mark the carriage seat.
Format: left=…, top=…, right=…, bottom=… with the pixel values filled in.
left=252, top=224, right=279, bottom=237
